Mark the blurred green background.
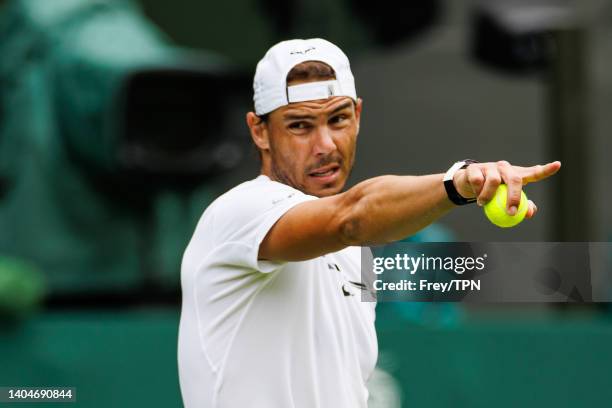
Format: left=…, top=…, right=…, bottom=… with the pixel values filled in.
left=1, top=0, right=611, bottom=406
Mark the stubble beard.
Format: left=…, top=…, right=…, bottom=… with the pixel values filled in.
left=270, top=155, right=355, bottom=197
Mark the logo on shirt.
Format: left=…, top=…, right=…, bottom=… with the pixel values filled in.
left=328, top=262, right=366, bottom=297
left=271, top=192, right=296, bottom=205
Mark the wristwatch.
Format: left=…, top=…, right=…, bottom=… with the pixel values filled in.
left=443, top=160, right=479, bottom=205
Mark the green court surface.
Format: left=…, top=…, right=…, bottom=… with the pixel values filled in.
left=376, top=309, right=612, bottom=407
left=0, top=310, right=182, bottom=407
left=1, top=309, right=611, bottom=407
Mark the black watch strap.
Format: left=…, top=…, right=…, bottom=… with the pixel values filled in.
left=443, top=160, right=478, bottom=205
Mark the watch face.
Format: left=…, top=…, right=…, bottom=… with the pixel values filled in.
left=444, top=160, right=478, bottom=205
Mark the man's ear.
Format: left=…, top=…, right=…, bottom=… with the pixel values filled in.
left=246, top=112, right=270, bottom=152
left=354, top=98, right=363, bottom=134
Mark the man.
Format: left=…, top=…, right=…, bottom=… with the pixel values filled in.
left=178, top=38, right=560, bottom=407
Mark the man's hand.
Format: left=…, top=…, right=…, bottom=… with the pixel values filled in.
left=453, top=160, right=561, bottom=218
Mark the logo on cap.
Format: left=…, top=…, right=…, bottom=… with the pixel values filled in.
left=290, top=46, right=316, bottom=55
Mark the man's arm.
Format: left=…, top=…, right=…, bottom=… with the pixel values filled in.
left=258, top=161, right=561, bottom=262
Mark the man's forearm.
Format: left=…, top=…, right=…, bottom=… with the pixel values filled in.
left=259, top=161, right=558, bottom=262
left=339, top=174, right=455, bottom=246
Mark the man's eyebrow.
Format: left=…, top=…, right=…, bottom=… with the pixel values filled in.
left=283, top=112, right=316, bottom=121
left=328, top=101, right=353, bottom=115
left=282, top=101, right=353, bottom=121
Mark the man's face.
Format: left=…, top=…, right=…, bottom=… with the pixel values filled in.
left=262, top=96, right=362, bottom=197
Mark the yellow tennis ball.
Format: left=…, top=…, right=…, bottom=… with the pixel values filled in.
left=483, top=184, right=528, bottom=228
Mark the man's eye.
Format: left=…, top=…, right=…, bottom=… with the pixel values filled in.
left=289, top=122, right=310, bottom=130
left=330, top=115, right=347, bottom=124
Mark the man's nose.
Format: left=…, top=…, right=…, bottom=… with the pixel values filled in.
left=312, top=125, right=337, bottom=156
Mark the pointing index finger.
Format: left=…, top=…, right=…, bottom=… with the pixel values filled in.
left=520, top=161, right=561, bottom=185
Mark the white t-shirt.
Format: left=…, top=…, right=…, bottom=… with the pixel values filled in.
left=178, top=175, right=378, bottom=408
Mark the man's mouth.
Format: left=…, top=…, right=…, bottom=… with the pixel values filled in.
left=309, top=164, right=340, bottom=177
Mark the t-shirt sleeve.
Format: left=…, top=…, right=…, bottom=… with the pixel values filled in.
left=210, top=178, right=317, bottom=273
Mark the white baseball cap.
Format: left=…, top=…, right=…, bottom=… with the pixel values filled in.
left=253, top=38, right=357, bottom=116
